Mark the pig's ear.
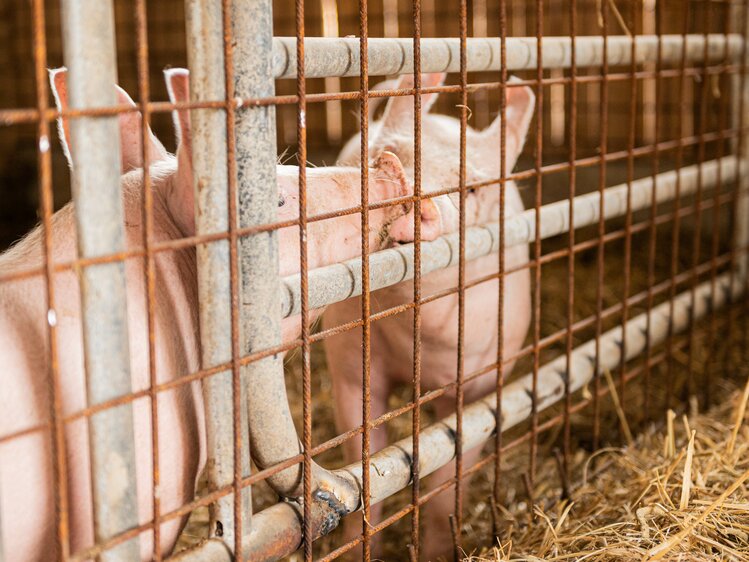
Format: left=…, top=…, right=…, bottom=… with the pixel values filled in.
left=48, top=67, right=167, bottom=172
left=378, top=72, right=446, bottom=134
left=419, top=72, right=447, bottom=113
left=164, top=68, right=191, bottom=152
left=49, top=68, right=73, bottom=168
left=114, top=84, right=169, bottom=172
left=480, top=79, right=535, bottom=173
left=372, top=151, right=410, bottom=200
left=373, top=151, right=442, bottom=242
left=163, top=67, right=195, bottom=236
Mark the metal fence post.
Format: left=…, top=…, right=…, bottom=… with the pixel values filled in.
left=60, top=1, right=139, bottom=559
left=234, top=0, right=306, bottom=498
left=184, top=0, right=249, bottom=548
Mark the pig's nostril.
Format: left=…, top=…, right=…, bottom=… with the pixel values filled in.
left=278, top=195, right=286, bottom=207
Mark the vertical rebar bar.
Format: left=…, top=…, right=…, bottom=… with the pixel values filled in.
left=591, top=0, right=609, bottom=452
left=706, top=1, right=732, bottom=408
left=184, top=0, right=237, bottom=545
left=731, top=0, right=749, bottom=369
left=689, top=0, right=712, bottom=407
left=563, top=0, right=577, bottom=476
left=529, top=0, right=544, bottom=491
left=60, top=1, right=139, bottom=558
left=735, top=2, right=749, bottom=281
left=492, top=0, right=508, bottom=534
left=618, top=0, right=637, bottom=440
left=410, top=0, right=423, bottom=557
left=729, top=0, right=749, bottom=370
left=644, top=0, right=665, bottom=422
left=454, top=1, right=469, bottom=557
left=665, top=1, right=691, bottom=412
left=358, top=0, right=372, bottom=556
left=293, top=0, right=312, bottom=559
left=33, top=0, right=70, bottom=558
left=133, top=0, right=161, bottom=557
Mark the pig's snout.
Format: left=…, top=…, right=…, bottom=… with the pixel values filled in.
left=388, top=197, right=442, bottom=244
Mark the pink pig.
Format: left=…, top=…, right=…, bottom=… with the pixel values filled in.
left=323, top=73, right=535, bottom=559
left=0, top=68, right=424, bottom=561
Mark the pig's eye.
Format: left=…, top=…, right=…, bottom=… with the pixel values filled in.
left=278, top=195, right=286, bottom=207
left=467, top=188, right=476, bottom=194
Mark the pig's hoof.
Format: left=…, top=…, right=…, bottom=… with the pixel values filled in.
left=313, top=488, right=349, bottom=536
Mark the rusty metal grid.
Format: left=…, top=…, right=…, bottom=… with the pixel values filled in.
left=1, top=1, right=748, bottom=562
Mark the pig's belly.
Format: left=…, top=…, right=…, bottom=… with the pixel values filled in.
left=0, top=314, right=56, bottom=562
left=0, top=294, right=204, bottom=560
left=375, top=289, right=500, bottom=393
left=375, top=253, right=527, bottom=395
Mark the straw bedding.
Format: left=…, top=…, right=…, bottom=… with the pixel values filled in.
left=463, top=376, right=749, bottom=562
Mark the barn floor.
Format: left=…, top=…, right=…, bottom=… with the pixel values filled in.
left=464, top=376, right=749, bottom=562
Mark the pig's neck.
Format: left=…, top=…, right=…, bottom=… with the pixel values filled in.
left=0, top=167, right=197, bottom=296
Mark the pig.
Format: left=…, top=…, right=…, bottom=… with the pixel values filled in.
left=322, top=73, right=535, bottom=560
left=0, top=68, right=425, bottom=561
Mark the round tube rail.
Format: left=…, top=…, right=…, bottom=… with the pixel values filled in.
left=271, top=34, right=744, bottom=79
left=281, top=156, right=739, bottom=318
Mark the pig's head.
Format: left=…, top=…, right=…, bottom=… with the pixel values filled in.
left=49, top=67, right=191, bottom=238
left=273, top=154, right=439, bottom=275
left=471, top=77, right=536, bottom=179
left=455, top=78, right=535, bottom=227
left=49, top=67, right=169, bottom=175
left=163, top=68, right=435, bottom=275
left=366, top=73, right=535, bottom=232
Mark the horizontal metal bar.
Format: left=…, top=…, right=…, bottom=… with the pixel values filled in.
left=281, top=156, right=739, bottom=319
left=272, top=34, right=744, bottom=79
left=176, top=269, right=742, bottom=562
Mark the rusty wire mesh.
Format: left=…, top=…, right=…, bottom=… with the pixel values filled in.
left=0, top=1, right=748, bottom=561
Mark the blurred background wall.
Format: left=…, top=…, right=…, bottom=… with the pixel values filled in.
left=0, top=0, right=725, bottom=249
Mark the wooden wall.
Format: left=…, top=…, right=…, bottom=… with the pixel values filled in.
left=0, top=0, right=735, bottom=247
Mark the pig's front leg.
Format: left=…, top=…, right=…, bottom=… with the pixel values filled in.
left=416, top=393, right=486, bottom=562
left=324, top=302, right=392, bottom=558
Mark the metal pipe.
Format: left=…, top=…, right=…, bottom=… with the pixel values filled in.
left=270, top=34, right=744, bottom=79
left=230, top=0, right=293, bottom=510
left=60, top=1, right=139, bottom=559
left=172, top=270, right=743, bottom=562
left=232, top=0, right=356, bottom=509
left=184, top=3, right=362, bottom=538
left=281, top=156, right=739, bottom=318
left=184, top=0, right=237, bottom=545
